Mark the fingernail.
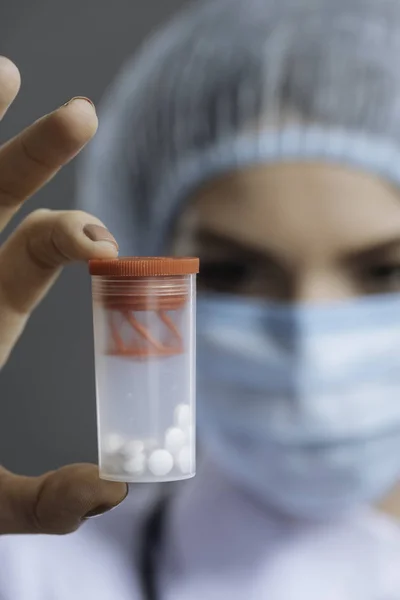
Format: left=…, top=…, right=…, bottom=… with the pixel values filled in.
left=83, top=505, right=114, bottom=519
left=83, top=484, right=129, bottom=520
left=63, top=96, right=96, bottom=110
left=83, top=224, right=119, bottom=250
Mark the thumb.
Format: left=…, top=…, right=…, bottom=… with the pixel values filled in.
left=0, top=464, right=128, bottom=535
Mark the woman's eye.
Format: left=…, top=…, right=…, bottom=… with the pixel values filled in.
left=198, top=260, right=251, bottom=292
left=364, top=264, right=400, bottom=290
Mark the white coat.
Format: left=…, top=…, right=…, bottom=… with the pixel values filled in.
left=0, top=459, right=399, bottom=600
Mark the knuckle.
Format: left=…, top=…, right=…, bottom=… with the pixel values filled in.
left=0, top=184, right=21, bottom=206
left=24, top=219, right=68, bottom=271
left=49, top=222, right=76, bottom=263
left=19, top=136, right=53, bottom=171
left=33, top=473, right=83, bottom=535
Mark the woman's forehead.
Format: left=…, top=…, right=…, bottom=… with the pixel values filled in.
left=172, top=163, right=400, bottom=260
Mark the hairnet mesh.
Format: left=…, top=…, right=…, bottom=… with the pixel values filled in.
left=77, top=0, right=400, bottom=254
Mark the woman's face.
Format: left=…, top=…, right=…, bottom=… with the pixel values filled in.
left=171, top=162, right=400, bottom=303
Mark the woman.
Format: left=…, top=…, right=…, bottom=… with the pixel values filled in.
left=3, top=0, right=400, bottom=598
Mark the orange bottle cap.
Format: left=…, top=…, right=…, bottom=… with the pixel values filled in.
left=89, top=257, right=199, bottom=277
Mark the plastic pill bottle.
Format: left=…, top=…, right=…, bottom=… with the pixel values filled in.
left=89, top=257, right=199, bottom=483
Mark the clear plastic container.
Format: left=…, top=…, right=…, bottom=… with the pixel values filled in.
left=89, top=257, right=199, bottom=483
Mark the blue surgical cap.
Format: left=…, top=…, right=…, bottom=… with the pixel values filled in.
left=77, top=0, right=400, bottom=255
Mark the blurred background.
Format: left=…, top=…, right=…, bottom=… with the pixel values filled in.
left=0, top=0, right=187, bottom=475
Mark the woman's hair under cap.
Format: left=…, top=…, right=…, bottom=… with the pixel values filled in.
left=77, top=0, right=400, bottom=255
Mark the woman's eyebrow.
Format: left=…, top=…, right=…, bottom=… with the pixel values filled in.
left=344, top=236, right=400, bottom=263
left=194, top=228, right=279, bottom=262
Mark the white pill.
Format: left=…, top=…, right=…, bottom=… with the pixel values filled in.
left=177, top=446, right=193, bottom=475
left=165, top=427, right=186, bottom=454
left=174, top=404, right=191, bottom=430
left=121, top=439, right=145, bottom=457
left=148, top=449, right=174, bottom=477
left=103, top=433, right=125, bottom=454
left=123, top=454, right=146, bottom=476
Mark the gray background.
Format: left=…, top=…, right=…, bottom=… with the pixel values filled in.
left=0, top=0, right=185, bottom=475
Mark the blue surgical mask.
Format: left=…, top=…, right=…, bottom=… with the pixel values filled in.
left=196, top=292, right=400, bottom=520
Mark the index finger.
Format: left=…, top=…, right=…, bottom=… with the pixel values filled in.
left=0, top=96, right=98, bottom=231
